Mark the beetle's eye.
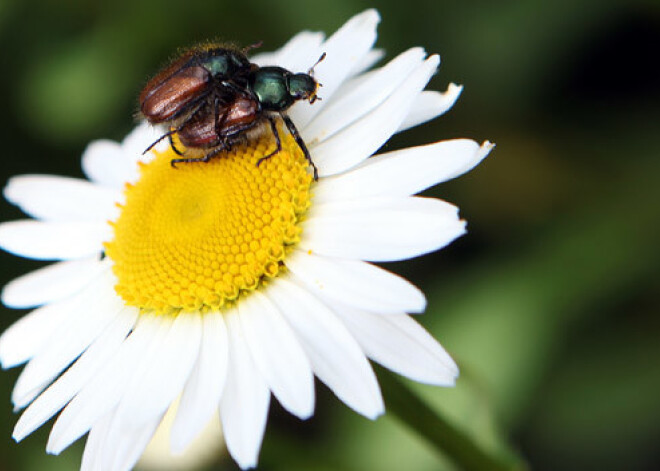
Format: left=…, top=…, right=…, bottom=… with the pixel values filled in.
left=288, top=74, right=317, bottom=101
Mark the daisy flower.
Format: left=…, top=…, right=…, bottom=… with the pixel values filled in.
left=0, top=9, right=492, bottom=471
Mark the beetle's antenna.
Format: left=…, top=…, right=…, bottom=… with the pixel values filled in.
left=243, top=41, right=263, bottom=54
left=307, top=53, right=326, bottom=104
left=307, top=52, right=327, bottom=77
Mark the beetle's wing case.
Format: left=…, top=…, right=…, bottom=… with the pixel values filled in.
left=140, top=66, right=211, bottom=123
left=220, top=95, right=261, bottom=136
left=139, top=50, right=199, bottom=104
left=139, top=44, right=240, bottom=105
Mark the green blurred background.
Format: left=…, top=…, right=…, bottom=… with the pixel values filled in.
left=0, top=0, right=658, bottom=470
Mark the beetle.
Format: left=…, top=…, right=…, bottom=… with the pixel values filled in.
left=140, top=44, right=324, bottom=179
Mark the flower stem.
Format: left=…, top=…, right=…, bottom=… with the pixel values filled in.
left=378, top=369, right=527, bottom=471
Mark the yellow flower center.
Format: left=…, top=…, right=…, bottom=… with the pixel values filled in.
left=105, top=129, right=313, bottom=314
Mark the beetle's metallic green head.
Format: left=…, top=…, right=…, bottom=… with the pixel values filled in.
left=287, top=73, right=319, bottom=103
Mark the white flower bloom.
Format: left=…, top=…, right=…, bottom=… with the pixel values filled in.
left=0, top=9, right=492, bottom=471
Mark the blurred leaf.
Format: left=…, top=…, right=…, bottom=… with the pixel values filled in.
left=17, top=36, right=134, bottom=142
left=379, top=370, right=527, bottom=471
left=0, top=0, right=17, bottom=30
left=418, top=0, right=633, bottom=115
left=328, top=402, right=455, bottom=471
left=527, top=313, right=660, bottom=470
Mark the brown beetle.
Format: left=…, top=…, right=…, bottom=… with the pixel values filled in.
left=140, top=44, right=324, bottom=179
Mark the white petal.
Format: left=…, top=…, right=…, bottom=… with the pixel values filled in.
left=105, top=413, right=163, bottom=471
left=286, top=250, right=425, bottom=314
left=397, top=83, right=463, bottom=132
left=331, top=67, right=378, bottom=99
left=81, top=122, right=162, bottom=190
left=268, top=277, right=383, bottom=419
left=3, top=175, right=120, bottom=223
left=46, top=314, right=164, bottom=454
left=313, top=139, right=494, bottom=203
left=302, top=47, right=426, bottom=144
left=350, top=48, right=385, bottom=76
left=11, top=269, right=123, bottom=409
left=120, top=121, right=168, bottom=164
left=238, top=290, right=314, bottom=419
left=251, top=31, right=326, bottom=71
left=0, top=220, right=110, bottom=260
left=331, top=47, right=389, bottom=98
left=312, top=55, right=440, bottom=177
left=81, top=411, right=113, bottom=471
left=81, top=140, right=134, bottom=189
left=301, top=196, right=466, bottom=262
left=13, top=308, right=137, bottom=442
left=288, top=9, right=380, bottom=129
left=2, top=257, right=104, bottom=309
left=0, top=300, right=76, bottom=369
left=220, top=311, right=270, bottom=470
left=170, top=312, right=228, bottom=454
left=83, top=406, right=162, bottom=471
left=116, top=312, right=202, bottom=428
left=333, top=307, right=459, bottom=385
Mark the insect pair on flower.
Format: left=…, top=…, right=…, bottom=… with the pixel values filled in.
left=139, top=43, right=325, bottom=179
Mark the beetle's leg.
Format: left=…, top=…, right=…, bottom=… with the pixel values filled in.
left=221, top=81, right=248, bottom=96
left=166, top=91, right=210, bottom=121
left=170, top=143, right=227, bottom=167
left=146, top=99, right=208, bottom=156
left=214, top=97, right=229, bottom=138
left=282, top=113, right=318, bottom=180
left=168, top=132, right=185, bottom=156
left=256, top=117, right=282, bottom=168
left=143, top=129, right=176, bottom=155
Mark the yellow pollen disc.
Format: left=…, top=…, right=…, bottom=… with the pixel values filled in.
left=105, top=128, right=313, bottom=314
